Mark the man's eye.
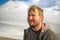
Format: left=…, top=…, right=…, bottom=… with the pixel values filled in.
left=32, top=14, right=36, bottom=16
left=28, top=14, right=36, bottom=17
left=32, top=15, right=35, bottom=16
left=28, top=15, right=30, bottom=16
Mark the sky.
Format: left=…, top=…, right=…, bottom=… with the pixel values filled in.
left=0, top=0, right=60, bottom=40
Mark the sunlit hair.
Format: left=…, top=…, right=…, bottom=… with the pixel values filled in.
left=28, top=5, right=43, bottom=16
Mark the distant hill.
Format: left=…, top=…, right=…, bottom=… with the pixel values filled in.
left=0, top=37, right=18, bottom=40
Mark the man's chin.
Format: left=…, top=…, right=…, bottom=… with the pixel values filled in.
left=29, top=24, right=36, bottom=28
left=28, top=22, right=39, bottom=28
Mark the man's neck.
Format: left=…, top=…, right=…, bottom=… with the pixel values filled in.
left=32, top=23, right=42, bottom=32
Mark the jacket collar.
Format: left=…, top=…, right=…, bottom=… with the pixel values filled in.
left=39, top=23, right=50, bottom=40
left=41, top=23, right=50, bottom=33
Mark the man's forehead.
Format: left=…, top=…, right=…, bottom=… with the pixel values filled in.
left=28, top=9, right=39, bottom=14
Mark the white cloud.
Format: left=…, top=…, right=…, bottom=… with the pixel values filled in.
left=10, top=0, right=19, bottom=1
left=55, top=0, right=60, bottom=6
left=0, top=27, right=23, bottom=39
left=31, top=0, right=40, bottom=3
left=44, top=6, right=60, bottom=23
left=0, top=1, right=29, bottom=23
left=0, top=1, right=29, bottom=39
left=29, top=0, right=40, bottom=5
left=43, top=6, right=60, bottom=33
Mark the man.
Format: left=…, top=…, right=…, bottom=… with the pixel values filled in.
left=23, top=5, right=57, bottom=40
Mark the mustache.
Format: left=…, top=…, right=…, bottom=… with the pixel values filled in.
left=28, top=20, right=34, bottom=22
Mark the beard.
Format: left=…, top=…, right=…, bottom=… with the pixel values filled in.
left=28, top=22, right=40, bottom=28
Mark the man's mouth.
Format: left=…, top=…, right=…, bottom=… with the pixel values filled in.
left=29, top=20, right=34, bottom=23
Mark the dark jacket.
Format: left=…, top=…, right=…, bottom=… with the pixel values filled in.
left=23, top=23, right=57, bottom=40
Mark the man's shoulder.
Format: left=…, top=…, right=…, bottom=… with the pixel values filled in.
left=39, top=23, right=57, bottom=40
left=24, top=27, right=31, bottom=34
left=44, top=29, right=57, bottom=40
left=45, top=29, right=56, bottom=36
left=24, top=27, right=31, bottom=31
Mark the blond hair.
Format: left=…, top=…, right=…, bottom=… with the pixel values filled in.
left=28, top=5, right=43, bottom=16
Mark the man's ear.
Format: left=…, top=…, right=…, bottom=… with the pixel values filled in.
left=42, top=16, right=44, bottom=20
left=40, top=16, right=44, bottom=22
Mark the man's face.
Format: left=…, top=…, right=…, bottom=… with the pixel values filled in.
left=27, top=9, right=43, bottom=28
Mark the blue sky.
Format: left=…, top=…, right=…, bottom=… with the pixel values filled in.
left=0, top=0, right=59, bottom=8
left=0, top=0, right=28, bottom=6
left=0, top=0, right=9, bottom=6
left=38, top=0, right=56, bottom=8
